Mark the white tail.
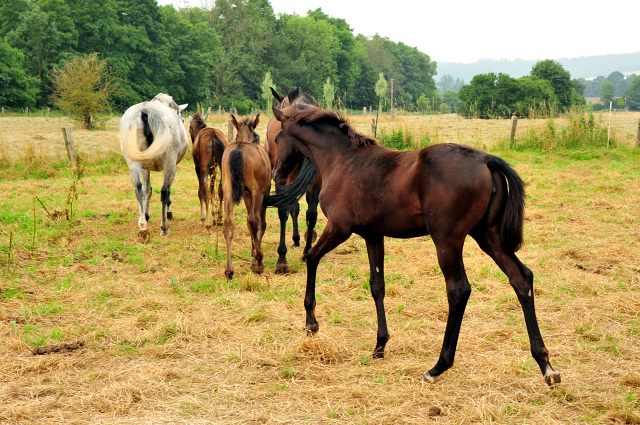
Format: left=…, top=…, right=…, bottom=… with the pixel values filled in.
left=121, top=120, right=172, bottom=162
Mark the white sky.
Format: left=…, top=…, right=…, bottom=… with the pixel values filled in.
left=161, top=0, right=640, bottom=64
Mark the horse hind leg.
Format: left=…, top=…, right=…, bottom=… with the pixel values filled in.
left=223, top=195, right=235, bottom=279
left=130, top=167, right=150, bottom=244
left=244, top=192, right=264, bottom=275
left=422, top=237, right=471, bottom=383
left=290, top=201, right=300, bottom=247
left=471, top=227, right=561, bottom=386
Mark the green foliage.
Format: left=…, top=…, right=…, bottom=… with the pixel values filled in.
left=0, top=38, right=39, bottom=107
left=51, top=53, right=119, bottom=128
left=323, top=77, right=335, bottom=109
left=600, top=81, right=615, bottom=105
left=438, top=74, right=455, bottom=92
left=531, top=60, right=574, bottom=111
left=260, top=71, right=275, bottom=117
left=623, top=76, right=640, bottom=110
left=441, top=89, right=461, bottom=112
left=375, top=73, right=388, bottom=113
left=458, top=72, right=554, bottom=118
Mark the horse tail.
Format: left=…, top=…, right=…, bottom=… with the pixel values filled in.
left=229, top=148, right=245, bottom=205
left=486, top=156, right=525, bottom=253
left=212, top=137, right=226, bottom=170
left=121, top=107, right=172, bottom=162
left=262, top=158, right=317, bottom=208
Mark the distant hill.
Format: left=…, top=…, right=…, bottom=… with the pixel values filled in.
left=438, top=52, right=640, bottom=82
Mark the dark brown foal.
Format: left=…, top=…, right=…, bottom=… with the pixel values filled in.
left=221, top=115, right=271, bottom=279
left=266, top=104, right=561, bottom=387
left=189, top=113, right=227, bottom=228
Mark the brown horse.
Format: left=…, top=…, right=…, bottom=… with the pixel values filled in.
left=266, top=87, right=321, bottom=272
left=189, top=113, right=227, bottom=228
left=221, top=114, right=271, bottom=279
left=267, top=104, right=561, bottom=386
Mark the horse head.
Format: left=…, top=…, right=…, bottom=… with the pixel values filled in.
left=231, top=114, right=260, bottom=144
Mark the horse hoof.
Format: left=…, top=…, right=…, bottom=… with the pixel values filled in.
left=274, top=263, right=289, bottom=274
left=250, top=260, right=264, bottom=275
left=305, top=322, right=319, bottom=335
left=544, top=369, right=561, bottom=386
left=167, top=212, right=173, bottom=220
left=420, top=372, right=437, bottom=384
left=225, top=270, right=234, bottom=280
left=292, top=238, right=300, bottom=248
left=372, top=349, right=385, bottom=359
left=160, top=229, right=170, bottom=237
left=138, top=229, right=150, bottom=244
left=205, top=224, right=212, bottom=230
left=301, top=253, right=308, bottom=263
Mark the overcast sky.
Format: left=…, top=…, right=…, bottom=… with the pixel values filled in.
left=160, top=0, right=639, bottom=64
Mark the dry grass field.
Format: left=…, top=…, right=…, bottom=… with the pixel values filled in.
left=0, top=112, right=639, bottom=424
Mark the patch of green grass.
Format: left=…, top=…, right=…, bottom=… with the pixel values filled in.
left=22, top=301, right=63, bottom=318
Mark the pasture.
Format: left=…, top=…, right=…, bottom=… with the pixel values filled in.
left=1, top=112, right=639, bottom=424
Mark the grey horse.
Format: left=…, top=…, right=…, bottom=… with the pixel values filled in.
left=119, top=93, right=188, bottom=243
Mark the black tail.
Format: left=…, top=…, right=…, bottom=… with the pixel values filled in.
left=486, top=156, right=525, bottom=253
left=263, top=159, right=318, bottom=208
left=211, top=137, right=226, bottom=169
left=229, top=148, right=244, bottom=204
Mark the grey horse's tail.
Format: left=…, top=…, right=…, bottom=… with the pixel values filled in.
left=121, top=107, right=173, bottom=162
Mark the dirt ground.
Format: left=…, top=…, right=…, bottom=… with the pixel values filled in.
left=0, top=114, right=639, bottom=424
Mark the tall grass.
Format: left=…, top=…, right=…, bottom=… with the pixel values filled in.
left=511, top=111, right=612, bottom=150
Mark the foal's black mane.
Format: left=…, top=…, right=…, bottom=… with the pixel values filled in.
left=239, top=117, right=260, bottom=143
left=192, top=112, right=206, bottom=128
left=290, top=108, right=376, bottom=150
left=287, top=87, right=315, bottom=106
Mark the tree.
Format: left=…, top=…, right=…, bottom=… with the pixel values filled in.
left=0, top=38, right=39, bottom=108
left=438, top=74, right=455, bottom=92
left=623, top=76, right=640, bottom=110
left=531, top=60, right=574, bottom=111
left=349, top=40, right=378, bottom=109
left=51, top=53, right=120, bottom=128
left=260, top=71, right=275, bottom=117
left=323, top=77, right=335, bottom=109
left=375, top=73, right=388, bottom=114
left=441, top=90, right=461, bottom=112
left=600, top=81, right=615, bottom=105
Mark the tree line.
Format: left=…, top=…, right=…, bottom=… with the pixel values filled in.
left=0, top=0, right=438, bottom=114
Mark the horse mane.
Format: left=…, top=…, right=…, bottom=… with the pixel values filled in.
left=239, top=117, right=260, bottom=143
left=192, top=112, right=206, bottom=128
left=287, top=87, right=315, bottom=106
left=151, top=93, right=179, bottom=113
left=291, top=108, right=376, bottom=150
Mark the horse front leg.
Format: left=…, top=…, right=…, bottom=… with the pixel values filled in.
left=303, top=221, right=350, bottom=334
left=275, top=203, right=290, bottom=274
left=365, top=235, right=390, bottom=358
left=245, top=192, right=264, bottom=275
left=160, top=162, right=176, bottom=237
left=207, top=167, right=217, bottom=230
left=302, top=185, right=319, bottom=261
left=290, top=201, right=300, bottom=247
left=223, top=198, right=235, bottom=279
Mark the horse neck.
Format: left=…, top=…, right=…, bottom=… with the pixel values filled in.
left=294, top=126, right=350, bottom=175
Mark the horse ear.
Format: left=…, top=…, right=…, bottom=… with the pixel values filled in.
left=230, top=114, right=240, bottom=130
left=270, top=87, right=284, bottom=103
left=272, top=105, right=286, bottom=122
left=252, top=113, right=260, bottom=128
left=188, top=115, right=193, bottom=122
left=203, top=114, right=209, bottom=122
left=178, top=104, right=188, bottom=112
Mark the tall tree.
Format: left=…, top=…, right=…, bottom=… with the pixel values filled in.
left=438, top=74, right=455, bottom=92
left=623, top=76, right=640, bottom=110
left=600, top=81, right=615, bottom=105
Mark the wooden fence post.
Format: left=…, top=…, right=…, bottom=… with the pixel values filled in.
left=26, top=107, right=29, bottom=117
left=228, top=119, right=234, bottom=142
left=1, top=107, right=4, bottom=117
left=370, top=117, right=376, bottom=137
left=363, top=107, right=366, bottom=116
left=509, top=116, right=518, bottom=146
left=62, top=128, right=77, bottom=168
left=636, top=118, right=640, bottom=149
left=207, top=107, right=211, bottom=117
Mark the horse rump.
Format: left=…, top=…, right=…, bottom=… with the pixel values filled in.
left=121, top=106, right=173, bottom=162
